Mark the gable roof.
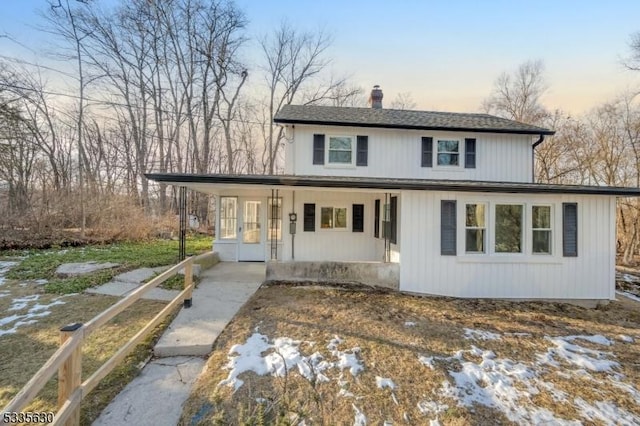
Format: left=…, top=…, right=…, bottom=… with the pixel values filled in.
left=274, top=105, right=555, bottom=136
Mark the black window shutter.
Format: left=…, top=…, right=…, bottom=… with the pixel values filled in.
left=563, top=202, right=578, bottom=257
left=352, top=204, right=364, bottom=232
left=303, top=203, right=316, bottom=232
left=441, top=200, right=457, bottom=255
left=356, top=136, right=368, bottom=166
left=390, top=196, right=398, bottom=244
left=313, top=134, right=325, bottom=165
left=465, top=138, right=476, bottom=169
left=374, top=199, right=380, bottom=238
left=421, top=137, right=433, bottom=167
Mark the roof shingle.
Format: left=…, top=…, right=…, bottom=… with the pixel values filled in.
left=274, top=104, right=554, bottom=135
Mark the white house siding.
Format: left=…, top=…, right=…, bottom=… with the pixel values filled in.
left=400, top=191, right=616, bottom=301
left=290, top=190, right=389, bottom=262
left=213, top=188, right=396, bottom=263
left=285, top=125, right=534, bottom=182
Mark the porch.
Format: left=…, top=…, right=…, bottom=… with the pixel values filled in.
left=266, top=260, right=400, bottom=290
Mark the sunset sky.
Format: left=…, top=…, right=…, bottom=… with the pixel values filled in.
left=1, top=0, right=639, bottom=115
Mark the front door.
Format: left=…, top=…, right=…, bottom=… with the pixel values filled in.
left=238, top=199, right=265, bottom=261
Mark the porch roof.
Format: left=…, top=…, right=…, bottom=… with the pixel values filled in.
left=145, top=173, right=640, bottom=197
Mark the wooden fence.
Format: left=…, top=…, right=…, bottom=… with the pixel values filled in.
left=1, top=255, right=197, bottom=426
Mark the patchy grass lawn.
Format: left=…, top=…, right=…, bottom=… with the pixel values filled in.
left=181, top=284, right=640, bottom=425
left=0, top=280, right=178, bottom=424
left=0, top=235, right=211, bottom=294
left=0, top=238, right=196, bottom=423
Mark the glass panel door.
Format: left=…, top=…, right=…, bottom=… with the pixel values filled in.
left=243, top=201, right=261, bottom=244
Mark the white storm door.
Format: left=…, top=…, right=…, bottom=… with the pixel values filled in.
left=238, top=200, right=265, bottom=261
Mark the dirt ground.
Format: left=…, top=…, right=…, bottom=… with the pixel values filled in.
left=181, top=284, right=640, bottom=425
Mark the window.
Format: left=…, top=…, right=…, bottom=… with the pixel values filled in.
left=495, top=204, right=523, bottom=253
left=303, top=203, right=315, bottom=232
left=328, top=136, right=353, bottom=165
left=531, top=205, right=552, bottom=254
left=268, top=198, right=282, bottom=241
left=320, top=207, right=347, bottom=229
left=352, top=204, right=364, bottom=232
left=220, top=197, right=237, bottom=239
left=465, top=203, right=486, bottom=253
left=437, top=139, right=459, bottom=166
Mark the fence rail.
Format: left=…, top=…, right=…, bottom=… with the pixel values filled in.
left=1, top=255, right=198, bottom=426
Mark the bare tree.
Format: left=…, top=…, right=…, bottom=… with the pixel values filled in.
left=259, top=22, right=360, bottom=174
left=482, top=59, right=549, bottom=125
left=390, top=91, right=417, bottom=110
left=625, top=31, right=640, bottom=71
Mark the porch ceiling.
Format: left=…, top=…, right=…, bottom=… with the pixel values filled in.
left=145, top=173, right=640, bottom=197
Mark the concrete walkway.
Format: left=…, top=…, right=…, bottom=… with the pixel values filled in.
left=93, top=262, right=265, bottom=426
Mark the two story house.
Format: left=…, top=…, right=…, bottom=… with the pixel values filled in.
left=147, top=86, right=640, bottom=305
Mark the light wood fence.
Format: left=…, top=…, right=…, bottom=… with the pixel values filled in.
left=1, top=255, right=198, bottom=426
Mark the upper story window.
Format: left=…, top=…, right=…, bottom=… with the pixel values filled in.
left=437, top=140, right=460, bottom=166
left=422, top=137, right=476, bottom=169
left=328, top=136, right=353, bottom=165
left=313, top=134, right=368, bottom=167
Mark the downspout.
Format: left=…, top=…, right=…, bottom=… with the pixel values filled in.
left=532, top=134, right=545, bottom=183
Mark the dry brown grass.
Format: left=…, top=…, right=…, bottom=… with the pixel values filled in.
left=181, top=284, right=640, bottom=425
left=0, top=279, right=178, bottom=425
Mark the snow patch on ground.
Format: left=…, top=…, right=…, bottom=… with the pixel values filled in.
left=375, top=376, right=395, bottom=390
left=418, top=355, right=435, bottom=370
left=574, top=398, right=638, bottom=426
left=463, top=328, right=502, bottom=341
left=404, top=321, right=416, bottom=327
left=0, top=294, right=68, bottom=337
left=0, top=261, right=18, bottom=286
left=537, top=335, right=618, bottom=372
left=426, top=332, right=639, bottom=425
left=352, top=404, right=366, bottom=426
left=219, top=333, right=364, bottom=392
left=617, top=290, right=640, bottom=302
left=618, top=335, right=634, bottom=343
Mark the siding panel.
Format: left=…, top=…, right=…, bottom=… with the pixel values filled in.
left=400, top=191, right=615, bottom=301
left=292, top=125, right=533, bottom=182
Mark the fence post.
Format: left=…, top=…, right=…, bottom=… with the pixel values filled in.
left=58, top=323, right=83, bottom=426
left=183, top=259, right=193, bottom=308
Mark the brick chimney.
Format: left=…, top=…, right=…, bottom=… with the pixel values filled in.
left=369, top=85, right=383, bottom=109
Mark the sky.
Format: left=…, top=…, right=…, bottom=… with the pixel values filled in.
left=1, top=0, right=640, bottom=115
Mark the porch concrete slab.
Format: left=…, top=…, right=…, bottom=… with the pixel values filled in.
left=92, top=356, right=204, bottom=426
left=86, top=281, right=139, bottom=297
left=154, top=262, right=264, bottom=357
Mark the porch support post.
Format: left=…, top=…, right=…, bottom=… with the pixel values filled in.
left=270, top=189, right=279, bottom=260
left=178, top=186, right=187, bottom=261
left=384, top=192, right=390, bottom=263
